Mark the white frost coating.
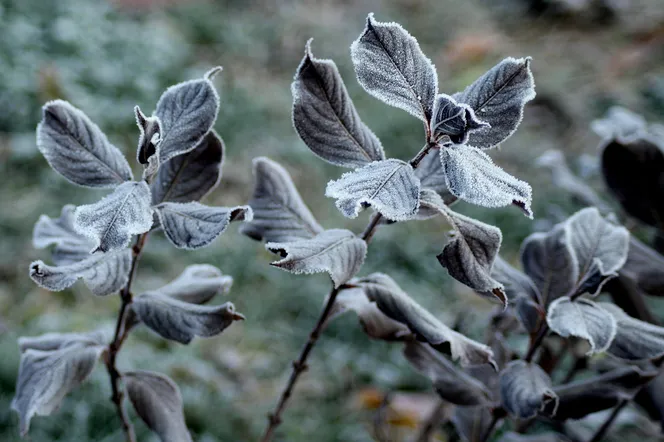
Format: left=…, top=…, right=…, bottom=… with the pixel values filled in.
left=37, top=100, right=133, bottom=188
left=454, top=57, right=535, bottom=149
left=155, top=202, right=253, bottom=250
left=350, top=13, right=438, bottom=123
left=11, top=343, right=105, bottom=436
left=29, top=249, right=132, bottom=296
left=440, top=144, right=532, bottom=218
left=325, top=159, right=421, bottom=221
left=600, top=303, right=664, bottom=361
left=499, top=360, right=558, bottom=419
left=32, top=205, right=95, bottom=265
left=18, top=330, right=106, bottom=353
left=74, top=181, right=154, bottom=253
left=547, top=297, right=617, bottom=355
left=124, top=370, right=193, bottom=442
left=240, top=157, right=324, bottom=243
left=155, top=264, right=233, bottom=305
left=430, top=94, right=489, bottom=144
left=292, top=39, right=384, bottom=168
left=267, top=229, right=367, bottom=288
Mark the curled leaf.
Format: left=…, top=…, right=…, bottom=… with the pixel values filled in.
left=499, top=360, right=558, bottom=419
left=134, top=105, right=161, bottom=166
left=430, top=94, right=489, bottom=144
left=600, top=302, right=664, bottom=361
left=18, top=331, right=105, bottom=353
left=155, top=264, right=233, bottom=305
left=33, top=205, right=95, bottom=265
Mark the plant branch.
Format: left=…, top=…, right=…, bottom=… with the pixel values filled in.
left=415, top=401, right=447, bottom=442
left=587, top=399, right=628, bottom=442
left=525, top=324, right=549, bottom=363
left=104, top=233, right=148, bottom=442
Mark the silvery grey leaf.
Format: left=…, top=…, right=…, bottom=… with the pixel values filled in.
left=124, top=370, right=192, bottom=442
left=267, top=229, right=367, bottom=288
left=155, top=264, right=233, bottom=305
left=132, top=293, right=244, bottom=344
left=325, top=159, right=421, bottom=221
left=240, top=157, right=323, bottom=243
left=11, top=343, right=105, bottom=436
left=436, top=206, right=507, bottom=306
left=451, top=406, right=493, bottom=442
left=134, top=105, right=161, bottom=166
left=410, top=189, right=446, bottom=221
left=591, top=106, right=648, bottom=140
left=564, top=207, right=629, bottom=296
left=350, top=13, right=438, bottom=123
left=151, top=130, right=224, bottom=204
left=357, top=273, right=496, bottom=367
left=30, top=249, right=132, bottom=296
left=404, top=341, right=491, bottom=406
left=441, top=144, right=532, bottom=217
left=496, top=433, right=569, bottom=442
left=36, top=100, right=133, bottom=188
left=155, top=202, right=252, bottom=250
left=154, top=71, right=220, bottom=163
left=621, top=236, right=664, bottom=297
left=18, top=331, right=105, bottom=353
left=520, top=224, right=577, bottom=304
left=414, top=150, right=457, bottom=205
left=33, top=205, right=95, bottom=265
left=454, top=57, right=535, bottom=149
left=292, top=40, right=384, bottom=168
left=74, top=181, right=154, bottom=253
left=499, top=360, right=558, bottom=419
left=546, top=297, right=617, bottom=355
left=600, top=302, right=664, bottom=361
left=430, top=94, right=489, bottom=144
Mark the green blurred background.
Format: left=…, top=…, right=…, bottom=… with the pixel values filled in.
left=0, top=0, right=663, bottom=440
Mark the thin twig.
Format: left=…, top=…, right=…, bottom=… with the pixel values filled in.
left=524, top=324, right=549, bottom=363
left=480, top=413, right=500, bottom=442
left=587, top=399, right=628, bottom=442
left=415, top=401, right=447, bottom=442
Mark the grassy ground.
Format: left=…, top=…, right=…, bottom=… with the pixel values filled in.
left=0, top=0, right=663, bottom=440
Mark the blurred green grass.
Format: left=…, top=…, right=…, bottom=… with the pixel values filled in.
left=1, top=0, right=663, bottom=440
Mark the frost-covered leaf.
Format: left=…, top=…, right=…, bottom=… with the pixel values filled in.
left=267, top=229, right=366, bottom=288
left=132, top=293, right=243, bottom=344
left=415, top=150, right=456, bottom=204
left=151, top=130, right=224, bottom=204
left=454, top=57, right=535, bottom=149
left=11, top=343, right=104, bottom=436
left=404, top=341, right=491, bottom=406
left=521, top=224, right=577, bottom=304
left=124, top=370, right=192, bottom=442
left=240, top=157, right=323, bottom=243
left=430, top=94, right=489, bottom=144
left=436, top=206, right=507, bottom=306
left=600, top=303, right=664, bottom=361
left=155, top=264, right=232, bottom=305
left=155, top=202, right=252, bottom=250
left=74, top=181, right=153, bottom=253
left=18, top=331, right=105, bottom=353
left=564, top=207, right=629, bottom=296
left=357, top=273, right=496, bottom=367
left=154, top=71, right=220, bottom=163
left=500, top=360, right=558, bottom=419
left=36, top=100, right=132, bottom=188
left=621, top=236, right=664, bottom=297
left=33, top=205, right=95, bottom=265
left=350, top=14, right=438, bottom=122
left=496, top=433, right=569, bottom=442
left=591, top=106, right=648, bottom=140
left=546, top=297, right=617, bottom=355
left=292, top=40, right=384, bottom=167
left=134, top=105, right=161, bottom=166
left=30, top=249, right=132, bottom=296
left=325, top=159, right=421, bottom=221
left=441, top=144, right=532, bottom=217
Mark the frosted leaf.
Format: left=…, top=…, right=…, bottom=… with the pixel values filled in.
left=125, top=371, right=192, bottom=442
left=325, top=159, right=421, bottom=221
left=267, top=229, right=367, bottom=288
left=292, top=40, right=384, bottom=167
left=151, top=130, right=224, bottom=204
left=356, top=273, right=496, bottom=367
left=546, top=297, right=617, bottom=355
left=154, top=264, right=232, bottom=305
left=600, top=303, right=664, bottom=361
left=134, top=105, right=161, bottom=166
left=520, top=224, right=577, bottom=304
left=496, top=433, right=569, bottom=442
left=36, top=100, right=132, bottom=188
left=18, top=331, right=105, bottom=353
left=591, top=106, right=648, bottom=140
left=154, top=72, right=220, bottom=163
left=404, top=341, right=491, bottom=406
left=441, top=144, right=532, bottom=217
left=240, top=157, right=323, bottom=243
left=564, top=207, right=629, bottom=296
left=414, top=150, right=456, bottom=204
left=11, top=343, right=105, bottom=436
left=74, top=181, right=154, bottom=253
left=430, top=94, right=489, bottom=144
left=30, top=249, right=132, bottom=296
left=621, top=236, right=664, bottom=297
left=155, top=202, right=252, bottom=250
left=350, top=14, right=438, bottom=123
left=499, top=360, right=558, bottom=419
left=132, top=293, right=243, bottom=344
left=436, top=206, right=507, bottom=306
left=33, top=205, right=95, bottom=265
left=454, top=57, right=535, bottom=149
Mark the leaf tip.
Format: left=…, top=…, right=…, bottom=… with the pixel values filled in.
left=204, top=66, right=223, bottom=81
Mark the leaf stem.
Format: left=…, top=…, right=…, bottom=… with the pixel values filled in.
left=524, top=323, right=549, bottom=363
left=587, top=399, right=628, bottom=442
left=104, top=232, right=148, bottom=442
left=415, top=401, right=447, bottom=442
